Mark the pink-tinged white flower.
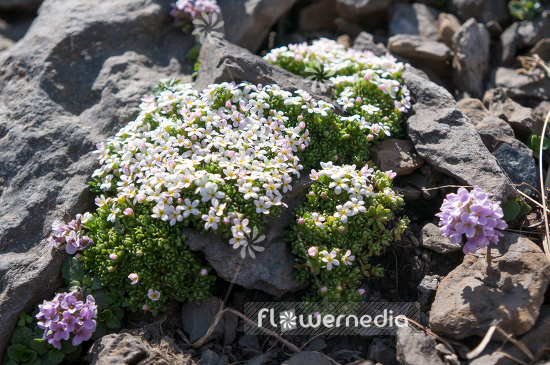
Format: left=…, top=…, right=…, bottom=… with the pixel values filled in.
left=200, top=269, right=208, bottom=276
left=311, top=212, right=325, bottom=229
left=123, top=208, right=133, bottom=216
left=147, top=289, right=161, bottom=301
left=202, top=210, right=220, bottom=230
left=128, top=273, right=139, bottom=285
left=385, top=170, right=397, bottom=179
left=308, top=246, right=318, bottom=257
left=361, top=104, right=380, bottom=115
left=109, top=253, right=118, bottom=261
left=358, top=289, right=366, bottom=295
left=342, top=250, right=355, bottom=266
left=321, top=250, right=339, bottom=270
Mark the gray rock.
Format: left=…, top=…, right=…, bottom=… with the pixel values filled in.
left=282, top=351, right=333, bottom=365
left=457, top=97, right=522, bottom=152
left=352, top=31, right=388, bottom=57
left=0, top=0, right=197, bottom=357
left=218, top=0, right=299, bottom=53
left=182, top=174, right=310, bottom=297
left=500, top=22, right=519, bottom=66
left=299, top=0, right=336, bottom=32
left=216, top=354, right=229, bottom=365
left=438, top=13, right=461, bottom=48
left=222, top=309, right=238, bottom=346
left=486, top=21, right=503, bottom=38
left=303, top=337, right=327, bottom=352
left=420, top=223, right=460, bottom=254
left=418, top=274, right=440, bottom=294
left=448, top=0, right=510, bottom=24
left=388, top=35, right=452, bottom=76
left=401, top=68, right=517, bottom=202
left=396, top=326, right=445, bottom=365
left=530, top=38, right=550, bottom=61
left=492, top=67, right=550, bottom=102
left=0, top=35, right=14, bottom=53
left=533, top=101, right=550, bottom=125
left=333, top=18, right=366, bottom=39
left=493, top=143, right=538, bottom=196
left=196, top=33, right=332, bottom=103
left=483, top=88, right=542, bottom=138
left=335, top=0, right=389, bottom=22
left=517, top=10, right=550, bottom=48
left=244, top=351, right=276, bottom=365
left=429, top=233, right=550, bottom=340
left=389, top=3, right=441, bottom=41
left=201, top=350, right=220, bottom=365
left=87, top=333, right=149, bottom=365
left=367, top=338, right=398, bottom=365
left=394, top=186, right=422, bottom=200
left=238, top=335, right=260, bottom=351
left=452, top=18, right=490, bottom=98
left=0, top=0, right=41, bottom=10
left=181, top=297, right=237, bottom=344
left=369, top=138, right=425, bottom=176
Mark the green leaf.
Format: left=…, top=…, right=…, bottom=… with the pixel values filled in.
left=105, top=293, right=117, bottom=305
left=502, top=199, right=521, bottom=221
left=528, top=134, right=549, bottom=151
left=60, top=341, right=78, bottom=355
left=81, top=275, right=92, bottom=287
left=110, top=306, right=125, bottom=322
left=22, top=359, right=40, bottom=365
left=90, top=278, right=103, bottom=290
left=519, top=200, right=531, bottom=217
left=5, top=361, right=17, bottom=365
left=10, top=326, right=34, bottom=345
left=21, top=350, right=37, bottom=363
left=92, top=288, right=109, bottom=310
left=63, top=346, right=82, bottom=362
left=186, top=44, right=201, bottom=60
left=8, top=344, right=27, bottom=362
left=48, top=350, right=64, bottom=365
left=61, top=257, right=85, bottom=283
left=29, top=339, right=49, bottom=356
left=92, top=322, right=107, bottom=340
left=106, top=316, right=121, bottom=329
left=98, top=309, right=113, bottom=322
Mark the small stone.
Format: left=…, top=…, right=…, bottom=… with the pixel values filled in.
left=367, top=338, right=399, bottom=365
left=282, top=351, right=333, bottom=365
left=421, top=250, right=432, bottom=263
left=298, top=0, right=336, bottom=32
left=485, top=21, right=503, bottom=38
left=530, top=38, right=550, bottom=62
left=418, top=275, right=440, bottom=294
left=483, top=88, right=542, bottom=139
left=334, top=18, right=366, bottom=39
left=394, top=186, right=422, bottom=201
left=369, top=138, right=425, bottom=176
left=387, top=35, right=452, bottom=76
left=337, top=34, right=352, bottom=49
left=420, top=223, right=461, bottom=254
left=216, top=354, right=229, bottom=365
left=201, top=349, right=220, bottom=365
left=492, top=67, right=550, bottom=102
left=303, top=337, right=327, bottom=352
left=181, top=296, right=225, bottom=343
left=244, top=351, right=276, bottom=365
left=448, top=0, right=510, bottom=24
left=438, top=13, right=461, bottom=47
left=389, top=3, right=441, bottom=41
left=493, top=143, right=538, bottom=196
left=87, top=333, right=149, bottom=365
left=335, top=0, right=390, bottom=23
left=452, top=18, right=490, bottom=98
left=396, top=326, right=445, bottom=365
left=352, top=31, right=388, bottom=56
left=238, top=335, right=260, bottom=350
left=500, top=22, right=519, bottom=66
left=429, top=233, right=550, bottom=340
left=517, top=10, right=550, bottom=48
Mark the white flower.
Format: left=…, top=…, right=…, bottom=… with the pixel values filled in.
left=342, top=250, right=355, bottom=266
left=202, top=210, right=220, bottom=230
left=311, top=212, right=325, bottom=229
left=254, top=196, right=272, bottom=214
left=107, top=204, right=120, bottom=223
left=182, top=198, right=200, bottom=218
left=361, top=104, right=380, bottom=115
left=321, top=250, right=340, bottom=271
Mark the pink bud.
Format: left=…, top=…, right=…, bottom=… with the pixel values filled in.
left=225, top=101, right=232, bottom=108
left=367, top=134, right=374, bottom=141
left=177, top=198, right=183, bottom=203
left=339, top=226, right=345, bottom=232
left=200, top=269, right=208, bottom=276
left=333, top=155, right=338, bottom=160
left=191, top=135, right=197, bottom=140
left=300, top=144, right=306, bottom=150
left=295, top=54, right=303, bottom=62
left=223, top=217, right=230, bottom=224
left=109, top=253, right=118, bottom=261
left=194, top=111, right=202, bottom=118
left=228, top=151, right=235, bottom=158
left=358, top=289, right=366, bottom=295
left=308, top=246, right=318, bottom=256
left=136, top=193, right=146, bottom=202
left=298, top=115, right=303, bottom=121
left=356, top=97, right=362, bottom=103
left=299, top=122, right=306, bottom=129
left=298, top=218, right=305, bottom=224
left=320, top=286, right=327, bottom=293
left=314, top=312, right=320, bottom=318
left=364, top=74, right=371, bottom=80
left=124, top=208, right=133, bottom=216
left=142, top=305, right=148, bottom=311
left=167, top=160, right=175, bottom=167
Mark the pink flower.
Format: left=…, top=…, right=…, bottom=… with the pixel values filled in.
left=308, top=246, right=318, bottom=257
left=123, top=208, right=133, bottom=216
left=297, top=218, right=305, bottom=224
left=385, top=170, right=397, bottom=179
left=128, top=273, right=139, bottom=285
left=109, top=253, right=117, bottom=261
left=200, top=269, right=208, bottom=276
left=358, top=289, right=366, bottom=295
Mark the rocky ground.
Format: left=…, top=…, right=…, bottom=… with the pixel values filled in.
left=1, top=0, right=550, bottom=364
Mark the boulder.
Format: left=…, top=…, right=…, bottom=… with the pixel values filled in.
left=388, top=35, right=452, bottom=76
left=429, top=233, right=550, bottom=340
left=396, top=326, right=445, bottom=365
left=530, top=38, right=550, bottom=61
left=367, top=338, right=398, bottom=365
left=389, top=3, right=441, bottom=41
left=0, top=35, right=14, bottom=53
left=500, top=23, right=519, bottom=66
left=420, top=223, right=460, bottom=254
left=299, top=0, right=336, bottom=32
left=401, top=68, right=517, bottom=202
left=87, top=333, right=149, bottom=365
left=438, top=13, right=461, bottom=48
left=352, top=31, right=388, bottom=56
left=483, top=88, right=542, bottom=138
left=0, top=0, right=197, bottom=356
left=218, top=0, right=299, bottom=53
left=492, top=67, right=550, bottom=102
left=368, top=138, right=425, bottom=176
left=452, top=18, right=490, bottom=98
left=181, top=296, right=230, bottom=343
left=517, top=10, right=550, bottom=48
left=335, top=0, right=390, bottom=22
left=448, top=0, right=510, bottom=24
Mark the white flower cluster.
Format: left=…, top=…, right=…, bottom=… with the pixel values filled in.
left=92, top=82, right=333, bottom=250
left=310, top=162, right=398, bottom=224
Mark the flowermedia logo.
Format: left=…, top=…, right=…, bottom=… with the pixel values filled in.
left=247, top=302, right=419, bottom=336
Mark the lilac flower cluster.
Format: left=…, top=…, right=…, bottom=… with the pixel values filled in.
left=170, top=0, right=220, bottom=23
left=36, top=291, right=97, bottom=349
left=436, top=186, right=508, bottom=254
left=50, top=212, right=93, bottom=254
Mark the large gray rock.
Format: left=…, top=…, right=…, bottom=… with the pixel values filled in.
left=183, top=174, right=310, bottom=297
left=429, top=233, right=550, bottom=340
left=500, top=23, right=519, bottom=66
left=517, top=10, right=550, bottom=48
left=452, top=18, right=490, bottom=98
left=388, top=34, right=451, bottom=76
left=396, top=326, right=445, bottom=365
left=438, top=13, right=461, bottom=48
left=492, top=67, right=550, bottom=102
left=389, top=3, right=441, bottom=41
left=0, top=0, right=197, bottom=357
left=218, top=0, right=299, bottom=53
left=401, top=68, right=517, bottom=202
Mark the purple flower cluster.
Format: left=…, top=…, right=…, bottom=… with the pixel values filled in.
left=36, top=291, right=97, bottom=349
left=50, top=212, right=93, bottom=254
left=436, top=186, right=508, bottom=254
left=170, top=0, right=220, bottom=23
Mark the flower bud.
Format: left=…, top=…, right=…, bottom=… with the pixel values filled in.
left=320, top=286, right=327, bottom=293
left=200, top=269, right=208, bottom=276
left=297, top=218, right=304, bottom=224
left=124, top=208, right=133, bottom=216
left=109, top=253, right=118, bottom=261
left=308, top=246, right=317, bottom=257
